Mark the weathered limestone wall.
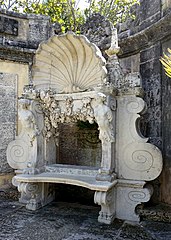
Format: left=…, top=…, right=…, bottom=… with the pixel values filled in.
left=58, top=123, right=101, bottom=167
left=0, top=10, right=52, bottom=190
left=0, top=61, right=29, bottom=96
left=118, top=0, right=171, bottom=204
left=0, top=73, right=17, bottom=173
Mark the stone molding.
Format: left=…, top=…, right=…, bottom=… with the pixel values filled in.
left=119, top=11, right=171, bottom=57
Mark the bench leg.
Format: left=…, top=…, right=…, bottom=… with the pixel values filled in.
left=14, top=180, right=55, bottom=210
left=94, top=187, right=116, bottom=224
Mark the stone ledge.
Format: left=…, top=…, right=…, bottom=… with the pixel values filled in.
left=0, top=8, right=50, bottom=20
left=14, top=173, right=117, bottom=191
left=138, top=203, right=171, bottom=222
left=0, top=45, right=35, bottom=63
left=119, top=10, right=171, bottom=57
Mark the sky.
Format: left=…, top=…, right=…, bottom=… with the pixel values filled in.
left=76, top=0, right=90, bottom=10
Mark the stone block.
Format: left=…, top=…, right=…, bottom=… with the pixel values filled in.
left=28, top=18, right=50, bottom=47
left=58, top=123, right=101, bottom=167
left=139, top=0, right=161, bottom=24
left=0, top=73, right=17, bottom=173
left=140, top=44, right=161, bottom=63
left=0, top=16, right=18, bottom=36
left=119, top=53, right=140, bottom=74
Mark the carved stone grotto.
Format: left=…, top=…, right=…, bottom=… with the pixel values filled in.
left=7, top=32, right=163, bottom=224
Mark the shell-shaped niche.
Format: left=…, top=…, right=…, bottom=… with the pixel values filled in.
left=32, top=32, right=107, bottom=93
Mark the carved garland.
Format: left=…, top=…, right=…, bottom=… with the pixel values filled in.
left=38, top=89, right=115, bottom=145
left=39, top=90, right=95, bottom=145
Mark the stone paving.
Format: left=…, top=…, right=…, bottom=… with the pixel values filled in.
left=0, top=199, right=171, bottom=240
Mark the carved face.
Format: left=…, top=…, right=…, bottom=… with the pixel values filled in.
left=18, top=99, right=30, bottom=110
left=51, top=101, right=57, bottom=109
left=96, top=93, right=106, bottom=104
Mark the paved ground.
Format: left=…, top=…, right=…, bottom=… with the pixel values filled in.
left=0, top=199, right=171, bottom=240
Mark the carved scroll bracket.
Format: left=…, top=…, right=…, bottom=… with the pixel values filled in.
left=116, top=180, right=153, bottom=221
left=116, top=94, right=163, bottom=181
left=94, top=187, right=116, bottom=224
left=7, top=98, right=41, bottom=171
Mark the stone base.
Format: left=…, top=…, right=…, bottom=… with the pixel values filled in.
left=15, top=180, right=55, bottom=210
left=115, top=180, right=153, bottom=222
left=98, top=211, right=115, bottom=224
left=96, top=172, right=116, bottom=182
left=12, top=173, right=155, bottom=224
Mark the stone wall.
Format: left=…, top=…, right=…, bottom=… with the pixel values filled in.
left=58, top=123, right=101, bottom=167
left=0, top=73, right=17, bottom=173
left=0, top=9, right=53, bottom=189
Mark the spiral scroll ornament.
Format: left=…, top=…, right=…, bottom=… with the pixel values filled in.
left=7, top=139, right=29, bottom=169
left=123, top=142, right=162, bottom=180
left=26, top=183, right=40, bottom=195
left=126, top=98, right=146, bottom=114
left=128, top=191, right=146, bottom=202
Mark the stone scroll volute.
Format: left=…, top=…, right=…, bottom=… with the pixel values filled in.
left=7, top=98, right=44, bottom=172
left=116, top=93, right=163, bottom=181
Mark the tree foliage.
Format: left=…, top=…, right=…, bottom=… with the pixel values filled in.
left=160, top=48, right=171, bottom=79
left=0, top=0, right=139, bottom=32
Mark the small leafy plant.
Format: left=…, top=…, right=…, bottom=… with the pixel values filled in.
left=160, top=48, right=171, bottom=78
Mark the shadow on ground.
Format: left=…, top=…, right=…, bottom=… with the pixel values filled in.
left=0, top=199, right=171, bottom=240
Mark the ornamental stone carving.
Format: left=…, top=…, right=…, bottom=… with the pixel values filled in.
left=116, top=181, right=153, bottom=221
left=94, top=92, right=115, bottom=144
left=94, top=187, right=116, bottom=224
left=6, top=31, right=163, bottom=225
left=32, top=32, right=107, bottom=93
left=116, top=91, right=163, bottom=181
left=7, top=99, right=40, bottom=170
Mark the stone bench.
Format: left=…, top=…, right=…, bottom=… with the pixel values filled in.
left=7, top=32, right=163, bottom=224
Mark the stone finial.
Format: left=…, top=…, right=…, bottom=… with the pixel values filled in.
left=105, top=27, right=120, bottom=56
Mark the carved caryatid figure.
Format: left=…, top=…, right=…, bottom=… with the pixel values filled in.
left=6, top=98, right=41, bottom=173
left=19, top=99, right=40, bottom=147
left=93, top=93, right=115, bottom=144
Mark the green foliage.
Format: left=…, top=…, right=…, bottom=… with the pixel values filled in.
left=87, top=0, right=139, bottom=26
left=160, top=48, right=171, bottom=79
left=0, top=0, right=139, bottom=32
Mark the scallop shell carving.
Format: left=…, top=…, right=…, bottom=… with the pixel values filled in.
left=32, top=32, right=107, bottom=93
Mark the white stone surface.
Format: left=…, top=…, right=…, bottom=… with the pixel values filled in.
left=116, top=92, right=163, bottom=181
left=7, top=99, right=41, bottom=171
left=32, top=32, right=107, bottom=93
left=14, top=173, right=117, bottom=191
left=6, top=31, right=163, bottom=224
left=116, top=180, right=153, bottom=221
